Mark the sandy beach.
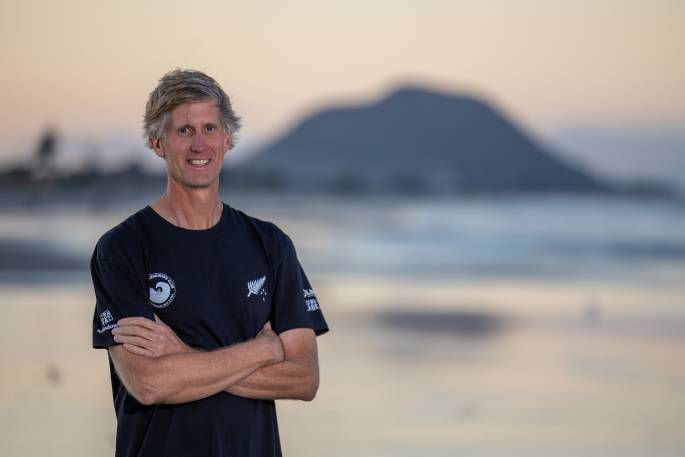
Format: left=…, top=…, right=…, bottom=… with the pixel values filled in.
left=1, top=272, right=684, bottom=456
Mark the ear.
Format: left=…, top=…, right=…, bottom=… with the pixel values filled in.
left=151, top=137, right=166, bottom=159
left=223, top=132, right=232, bottom=153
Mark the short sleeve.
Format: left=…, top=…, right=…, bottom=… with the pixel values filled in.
left=90, top=240, right=154, bottom=349
left=271, top=233, right=329, bottom=337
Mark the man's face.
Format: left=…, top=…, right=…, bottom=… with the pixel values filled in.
left=152, top=100, right=231, bottom=190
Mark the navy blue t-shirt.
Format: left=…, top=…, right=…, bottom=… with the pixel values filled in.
left=90, top=202, right=329, bottom=457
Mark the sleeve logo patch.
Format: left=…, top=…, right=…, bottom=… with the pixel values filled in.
left=96, top=309, right=117, bottom=334
left=100, top=309, right=114, bottom=326
left=148, top=272, right=176, bottom=309
left=303, top=288, right=319, bottom=312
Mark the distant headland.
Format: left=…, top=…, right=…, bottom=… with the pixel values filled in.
left=0, top=85, right=678, bottom=202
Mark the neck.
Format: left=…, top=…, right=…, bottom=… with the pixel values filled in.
left=152, top=179, right=223, bottom=230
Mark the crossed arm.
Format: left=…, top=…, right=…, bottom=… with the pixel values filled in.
left=108, top=316, right=319, bottom=405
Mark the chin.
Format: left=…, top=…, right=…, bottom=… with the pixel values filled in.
left=169, top=174, right=219, bottom=190
left=185, top=179, right=217, bottom=189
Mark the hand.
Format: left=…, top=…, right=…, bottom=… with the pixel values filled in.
left=112, top=314, right=194, bottom=358
left=256, top=321, right=284, bottom=364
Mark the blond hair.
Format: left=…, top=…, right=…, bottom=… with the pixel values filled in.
left=143, top=69, right=241, bottom=149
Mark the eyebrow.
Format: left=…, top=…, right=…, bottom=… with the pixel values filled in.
left=175, top=122, right=218, bottom=129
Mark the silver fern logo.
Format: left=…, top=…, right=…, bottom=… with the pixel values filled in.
left=246, top=275, right=267, bottom=301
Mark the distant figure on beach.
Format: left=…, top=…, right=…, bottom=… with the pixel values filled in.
left=33, top=126, right=58, bottom=180
left=89, top=69, right=329, bottom=457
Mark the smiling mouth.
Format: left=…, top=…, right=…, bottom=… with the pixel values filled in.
left=187, top=159, right=211, bottom=168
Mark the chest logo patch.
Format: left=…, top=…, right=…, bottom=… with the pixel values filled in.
left=148, top=272, right=176, bottom=309
left=247, top=275, right=267, bottom=301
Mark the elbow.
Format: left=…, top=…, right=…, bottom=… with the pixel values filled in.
left=129, top=374, right=162, bottom=405
left=128, top=363, right=168, bottom=405
left=301, top=389, right=316, bottom=402
left=134, top=388, right=158, bottom=406
left=301, top=372, right=319, bottom=402
left=110, top=347, right=173, bottom=406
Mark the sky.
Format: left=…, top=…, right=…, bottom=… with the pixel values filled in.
left=0, top=0, right=683, bottom=182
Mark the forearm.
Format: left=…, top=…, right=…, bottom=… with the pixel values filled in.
left=225, top=353, right=318, bottom=401
left=131, top=338, right=277, bottom=404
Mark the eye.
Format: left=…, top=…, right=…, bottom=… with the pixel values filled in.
left=178, top=126, right=192, bottom=136
left=205, top=124, right=216, bottom=133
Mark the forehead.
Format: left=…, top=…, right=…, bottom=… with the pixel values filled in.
left=168, top=100, right=221, bottom=126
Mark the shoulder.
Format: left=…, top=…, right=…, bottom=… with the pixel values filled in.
left=227, top=205, right=296, bottom=261
left=93, top=208, right=148, bottom=263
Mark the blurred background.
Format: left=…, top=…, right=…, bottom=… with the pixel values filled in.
left=1, top=1, right=684, bottom=456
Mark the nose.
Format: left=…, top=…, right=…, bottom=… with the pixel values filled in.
left=190, top=134, right=208, bottom=152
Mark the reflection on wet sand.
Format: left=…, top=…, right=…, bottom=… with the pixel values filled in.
left=378, top=309, right=509, bottom=338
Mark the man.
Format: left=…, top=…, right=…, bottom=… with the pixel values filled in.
left=90, top=69, right=329, bottom=457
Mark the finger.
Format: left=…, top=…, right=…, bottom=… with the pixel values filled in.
left=114, top=334, right=156, bottom=348
left=123, top=343, right=156, bottom=357
left=155, top=319, right=181, bottom=339
left=113, top=325, right=157, bottom=341
left=118, top=316, right=154, bottom=326
left=115, top=320, right=168, bottom=338
left=117, top=317, right=158, bottom=331
left=263, top=321, right=272, bottom=330
left=154, top=314, right=172, bottom=330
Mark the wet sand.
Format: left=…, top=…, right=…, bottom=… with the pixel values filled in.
left=1, top=275, right=684, bottom=456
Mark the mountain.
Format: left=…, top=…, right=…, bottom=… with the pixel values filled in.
left=231, top=86, right=614, bottom=195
